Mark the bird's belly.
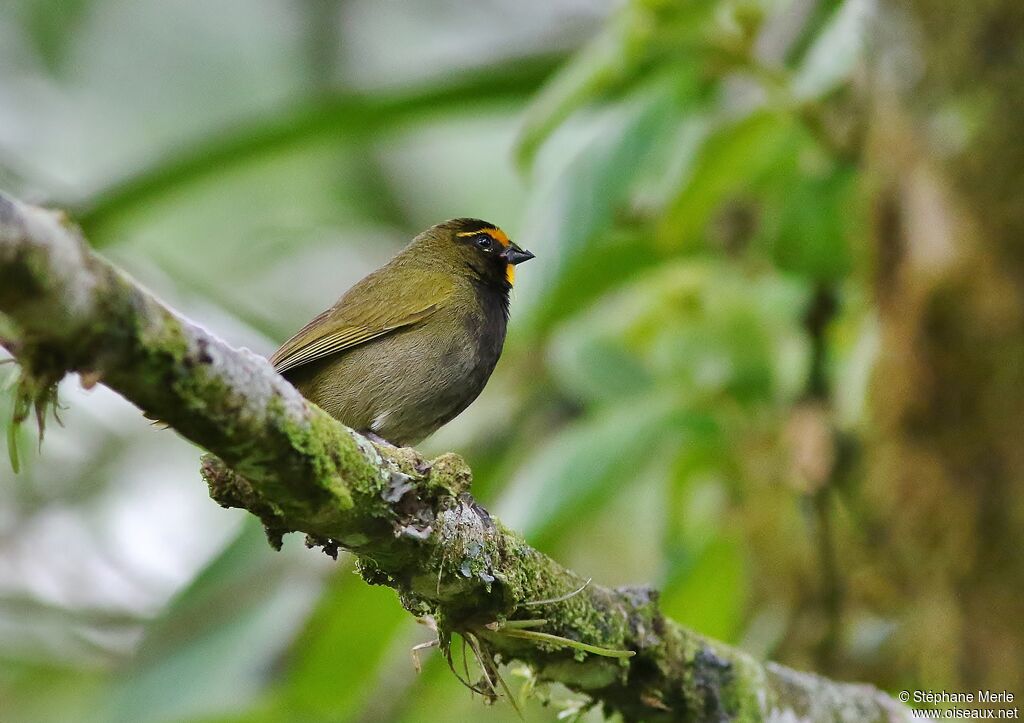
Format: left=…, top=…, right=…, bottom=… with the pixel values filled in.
left=286, top=321, right=499, bottom=446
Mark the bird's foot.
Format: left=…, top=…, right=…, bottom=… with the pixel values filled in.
left=363, top=430, right=396, bottom=447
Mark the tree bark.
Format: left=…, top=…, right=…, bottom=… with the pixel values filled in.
left=860, top=0, right=1024, bottom=691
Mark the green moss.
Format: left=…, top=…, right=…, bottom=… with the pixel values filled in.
left=526, top=575, right=629, bottom=651
left=270, top=397, right=355, bottom=509
left=331, top=425, right=387, bottom=500
left=141, top=313, right=190, bottom=362
left=718, top=651, right=769, bottom=722
left=424, top=452, right=473, bottom=496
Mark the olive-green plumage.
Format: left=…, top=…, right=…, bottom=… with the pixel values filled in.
left=270, top=218, right=534, bottom=446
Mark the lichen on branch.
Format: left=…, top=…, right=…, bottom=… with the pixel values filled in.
left=0, top=190, right=911, bottom=722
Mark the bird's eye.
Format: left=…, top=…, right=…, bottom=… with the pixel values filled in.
left=475, top=235, right=494, bottom=251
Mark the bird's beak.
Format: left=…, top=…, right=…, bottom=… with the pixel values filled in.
left=501, top=244, right=535, bottom=265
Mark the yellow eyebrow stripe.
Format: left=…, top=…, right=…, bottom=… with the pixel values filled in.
left=456, top=227, right=511, bottom=247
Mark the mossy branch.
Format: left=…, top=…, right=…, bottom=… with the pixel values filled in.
left=0, top=191, right=912, bottom=722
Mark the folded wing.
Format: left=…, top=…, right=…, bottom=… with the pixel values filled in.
left=270, top=271, right=452, bottom=375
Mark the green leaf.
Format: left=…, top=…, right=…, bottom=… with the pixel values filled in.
left=520, top=77, right=690, bottom=327
left=497, top=397, right=713, bottom=548
left=661, top=535, right=748, bottom=643
left=0, top=660, right=106, bottom=723
left=549, top=333, right=654, bottom=405
left=658, top=110, right=795, bottom=249
left=792, top=0, right=872, bottom=100
left=547, top=260, right=811, bottom=407
left=547, top=276, right=660, bottom=404
left=514, top=0, right=716, bottom=170
left=514, top=26, right=631, bottom=172
left=13, top=0, right=94, bottom=73
left=274, top=572, right=409, bottom=720
left=664, top=433, right=731, bottom=558
left=525, top=228, right=664, bottom=335
left=765, top=160, right=858, bottom=281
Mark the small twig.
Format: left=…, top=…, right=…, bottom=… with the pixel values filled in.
left=522, top=579, right=592, bottom=607
left=410, top=639, right=438, bottom=673
left=442, top=633, right=481, bottom=694
left=436, top=551, right=446, bottom=596
left=465, top=632, right=498, bottom=698
left=465, top=631, right=523, bottom=718
left=486, top=619, right=549, bottom=631
left=495, top=628, right=636, bottom=659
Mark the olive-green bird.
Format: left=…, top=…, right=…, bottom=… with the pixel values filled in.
left=270, top=219, right=534, bottom=446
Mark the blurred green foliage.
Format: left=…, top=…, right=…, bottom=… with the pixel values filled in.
left=1, top=0, right=1017, bottom=721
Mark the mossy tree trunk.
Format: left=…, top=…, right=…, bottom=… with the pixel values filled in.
left=861, top=0, right=1024, bottom=691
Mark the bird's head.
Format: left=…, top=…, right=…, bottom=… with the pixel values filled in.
left=418, top=218, right=534, bottom=291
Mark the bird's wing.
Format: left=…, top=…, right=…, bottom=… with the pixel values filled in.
left=270, top=270, right=452, bottom=375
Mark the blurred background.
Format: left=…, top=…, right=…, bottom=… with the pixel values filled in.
left=1, top=0, right=1022, bottom=720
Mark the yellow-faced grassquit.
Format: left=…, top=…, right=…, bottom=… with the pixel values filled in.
left=270, top=219, right=534, bottom=446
